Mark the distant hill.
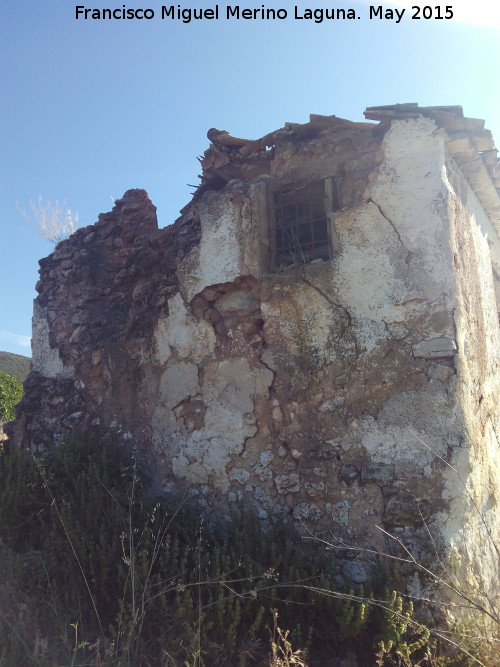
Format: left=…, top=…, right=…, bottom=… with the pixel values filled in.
left=0, top=351, right=31, bottom=383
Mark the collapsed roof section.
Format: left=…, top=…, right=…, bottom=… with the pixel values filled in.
left=185, top=102, right=500, bottom=280
left=182, top=113, right=375, bottom=212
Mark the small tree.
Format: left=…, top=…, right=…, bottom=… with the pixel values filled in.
left=18, top=196, right=79, bottom=244
left=0, top=371, right=23, bottom=422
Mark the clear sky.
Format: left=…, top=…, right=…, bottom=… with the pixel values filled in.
left=0, top=0, right=498, bottom=357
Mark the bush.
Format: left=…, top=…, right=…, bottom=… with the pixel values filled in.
left=0, top=371, right=23, bottom=422
left=0, top=436, right=433, bottom=666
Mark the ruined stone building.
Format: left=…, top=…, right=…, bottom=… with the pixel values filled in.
left=11, top=103, right=500, bottom=624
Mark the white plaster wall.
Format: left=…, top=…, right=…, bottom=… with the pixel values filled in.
left=332, top=202, right=413, bottom=353
left=179, top=190, right=261, bottom=302
left=261, top=282, right=349, bottom=366
left=154, top=293, right=216, bottom=363
left=345, top=383, right=460, bottom=470
left=333, top=117, right=457, bottom=353
left=31, top=302, right=73, bottom=378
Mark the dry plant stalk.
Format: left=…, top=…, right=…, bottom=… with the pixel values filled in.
left=18, top=196, right=79, bottom=244
left=269, top=609, right=308, bottom=667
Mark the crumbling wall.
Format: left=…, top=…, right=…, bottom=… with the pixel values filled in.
left=12, top=190, right=200, bottom=451
left=10, top=108, right=500, bottom=625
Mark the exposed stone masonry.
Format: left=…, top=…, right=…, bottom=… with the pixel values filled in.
left=16, top=190, right=200, bottom=450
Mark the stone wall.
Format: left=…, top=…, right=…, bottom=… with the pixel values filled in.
left=10, top=106, right=500, bottom=628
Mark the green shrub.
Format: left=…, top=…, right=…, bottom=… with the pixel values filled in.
left=375, top=589, right=431, bottom=666
left=0, top=436, right=432, bottom=666
left=0, top=370, right=23, bottom=422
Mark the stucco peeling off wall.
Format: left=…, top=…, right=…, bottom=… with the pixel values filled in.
left=152, top=295, right=274, bottom=493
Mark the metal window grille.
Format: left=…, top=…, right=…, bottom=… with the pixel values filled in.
left=270, top=180, right=335, bottom=267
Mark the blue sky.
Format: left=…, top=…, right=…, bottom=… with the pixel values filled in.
left=1, top=0, right=498, bottom=356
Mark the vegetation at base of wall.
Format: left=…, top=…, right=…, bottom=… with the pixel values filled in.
left=0, top=371, right=23, bottom=422
left=0, top=351, right=31, bottom=383
left=0, top=436, right=485, bottom=666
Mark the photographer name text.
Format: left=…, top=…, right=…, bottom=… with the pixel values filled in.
left=75, top=4, right=456, bottom=24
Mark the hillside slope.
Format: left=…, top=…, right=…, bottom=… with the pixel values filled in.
left=0, top=351, right=31, bottom=382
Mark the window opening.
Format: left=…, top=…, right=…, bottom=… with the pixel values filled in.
left=270, top=179, right=336, bottom=268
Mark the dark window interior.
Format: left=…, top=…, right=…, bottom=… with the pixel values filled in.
left=271, top=180, right=335, bottom=267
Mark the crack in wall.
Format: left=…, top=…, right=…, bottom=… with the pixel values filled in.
left=368, top=198, right=412, bottom=262
left=300, top=271, right=360, bottom=356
